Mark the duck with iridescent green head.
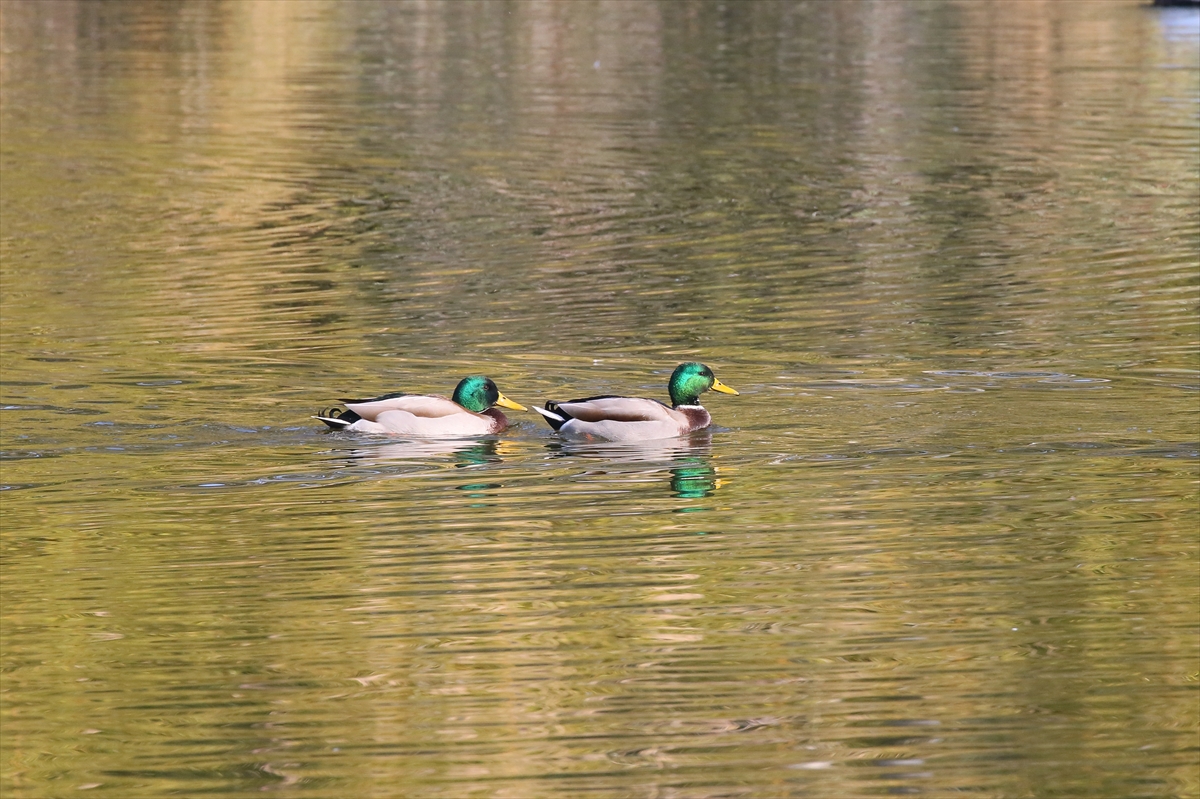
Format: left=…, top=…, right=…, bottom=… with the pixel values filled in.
left=315, top=375, right=526, bottom=436
left=533, top=362, right=739, bottom=442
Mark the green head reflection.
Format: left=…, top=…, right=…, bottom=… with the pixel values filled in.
left=670, top=461, right=720, bottom=499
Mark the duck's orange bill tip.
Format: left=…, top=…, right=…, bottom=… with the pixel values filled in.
left=712, top=378, right=739, bottom=396
left=495, top=393, right=528, bottom=411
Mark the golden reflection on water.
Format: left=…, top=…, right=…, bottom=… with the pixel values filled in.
left=1, top=1, right=1197, bottom=798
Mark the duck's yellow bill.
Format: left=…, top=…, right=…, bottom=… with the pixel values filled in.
left=495, top=393, right=527, bottom=411
left=711, top=378, right=739, bottom=395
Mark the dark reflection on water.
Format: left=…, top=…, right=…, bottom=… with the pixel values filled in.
left=1, top=1, right=1198, bottom=798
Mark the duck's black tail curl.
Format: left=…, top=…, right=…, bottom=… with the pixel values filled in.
left=540, top=401, right=570, bottom=431
left=315, top=407, right=361, bottom=430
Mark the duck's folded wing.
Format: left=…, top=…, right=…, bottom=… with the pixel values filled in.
left=553, top=396, right=674, bottom=423
left=344, top=394, right=465, bottom=421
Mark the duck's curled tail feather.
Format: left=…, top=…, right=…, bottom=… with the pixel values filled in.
left=532, top=402, right=568, bottom=431
left=314, top=407, right=362, bottom=430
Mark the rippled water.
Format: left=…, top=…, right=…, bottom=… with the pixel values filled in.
left=2, top=2, right=1198, bottom=797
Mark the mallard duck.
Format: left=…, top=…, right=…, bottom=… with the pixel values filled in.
left=533, top=362, right=738, bottom=442
left=315, top=375, right=526, bottom=436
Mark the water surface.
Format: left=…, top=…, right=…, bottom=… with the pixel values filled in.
left=2, top=2, right=1198, bottom=797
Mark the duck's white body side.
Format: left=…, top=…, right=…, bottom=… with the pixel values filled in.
left=318, top=394, right=509, bottom=437
left=534, top=397, right=710, bottom=442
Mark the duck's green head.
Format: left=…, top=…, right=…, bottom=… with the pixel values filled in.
left=452, top=376, right=527, bottom=413
left=668, top=362, right=739, bottom=407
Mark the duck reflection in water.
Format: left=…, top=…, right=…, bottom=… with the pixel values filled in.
left=334, top=436, right=508, bottom=467
left=327, top=437, right=512, bottom=504
left=547, top=430, right=724, bottom=500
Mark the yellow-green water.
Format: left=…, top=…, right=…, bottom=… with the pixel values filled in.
left=2, top=2, right=1197, bottom=797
